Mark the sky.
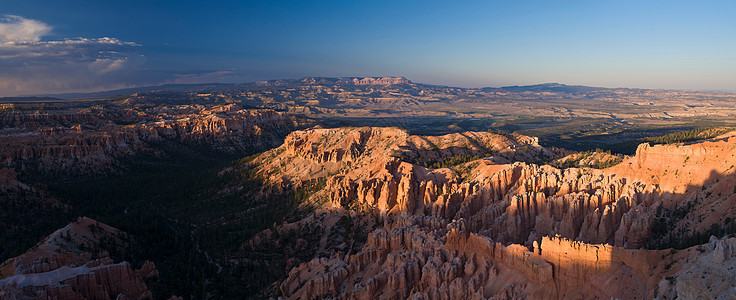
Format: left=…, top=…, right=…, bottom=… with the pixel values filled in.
left=0, top=0, right=734, bottom=96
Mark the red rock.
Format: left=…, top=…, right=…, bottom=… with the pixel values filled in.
left=0, top=217, right=156, bottom=300
left=259, top=129, right=736, bottom=299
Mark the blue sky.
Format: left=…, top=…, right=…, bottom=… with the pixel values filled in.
left=0, top=0, right=734, bottom=96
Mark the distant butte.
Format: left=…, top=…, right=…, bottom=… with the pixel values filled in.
left=336, top=76, right=411, bottom=85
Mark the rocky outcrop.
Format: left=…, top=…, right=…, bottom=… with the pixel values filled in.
left=255, top=127, right=555, bottom=192
left=609, top=132, right=736, bottom=234
left=0, top=217, right=157, bottom=300
left=281, top=215, right=666, bottom=299
left=552, top=150, right=622, bottom=169
left=0, top=259, right=154, bottom=300
left=0, top=103, right=101, bottom=129
left=656, top=236, right=736, bottom=300
left=0, top=103, right=294, bottom=174
left=259, top=129, right=736, bottom=248
left=255, top=129, right=736, bottom=299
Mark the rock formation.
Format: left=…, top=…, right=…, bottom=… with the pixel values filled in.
left=0, top=217, right=157, bottom=299
left=5, top=81, right=736, bottom=298
left=646, top=236, right=736, bottom=299
left=246, top=128, right=736, bottom=299
left=0, top=102, right=294, bottom=174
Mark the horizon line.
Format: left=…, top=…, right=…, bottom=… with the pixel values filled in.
left=5, top=76, right=736, bottom=99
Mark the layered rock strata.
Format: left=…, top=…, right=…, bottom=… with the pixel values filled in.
left=250, top=128, right=736, bottom=299
left=0, top=103, right=293, bottom=174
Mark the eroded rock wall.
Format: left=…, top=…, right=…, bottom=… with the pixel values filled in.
left=0, top=104, right=293, bottom=174
left=255, top=129, right=736, bottom=299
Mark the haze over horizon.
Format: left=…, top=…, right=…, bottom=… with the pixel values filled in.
left=1, top=0, right=735, bottom=97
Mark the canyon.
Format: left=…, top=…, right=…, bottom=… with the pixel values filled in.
left=251, top=127, right=736, bottom=299
left=1, top=79, right=735, bottom=299
left=0, top=101, right=295, bottom=174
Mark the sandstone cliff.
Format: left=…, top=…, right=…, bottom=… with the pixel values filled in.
left=248, top=128, right=736, bottom=299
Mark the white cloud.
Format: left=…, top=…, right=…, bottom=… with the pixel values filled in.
left=0, top=15, right=244, bottom=97
left=0, top=15, right=50, bottom=43
left=0, top=37, right=141, bottom=61
left=89, top=58, right=128, bottom=74
left=0, top=15, right=144, bottom=96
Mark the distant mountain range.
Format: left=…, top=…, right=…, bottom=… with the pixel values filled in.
left=5, top=77, right=413, bottom=101
left=38, top=83, right=235, bottom=100
left=244, top=76, right=411, bottom=87
left=484, top=83, right=614, bottom=93
left=0, top=77, right=665, bottom=101
left=0, top=96, right=64, bottom=102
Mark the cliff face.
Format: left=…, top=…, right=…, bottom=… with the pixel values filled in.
left=609, top=134, right=736, bottom=234
left=0, top=103, right=294, bottom=174
left=248, top=128, right=736, bottom=299
left=254, top=127, right=554, bottom=187
left=280, top=216, right=667, bottom=300
left=0, top=217, right=157, bottom=299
